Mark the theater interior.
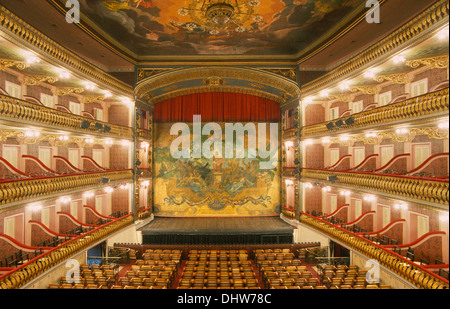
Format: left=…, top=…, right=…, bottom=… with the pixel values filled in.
left=0, top=0, right=448, bottom=292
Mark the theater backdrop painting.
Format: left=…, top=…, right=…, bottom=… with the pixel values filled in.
left=153, top=121, right=281, bottom=217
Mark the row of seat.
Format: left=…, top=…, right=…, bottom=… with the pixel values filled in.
left=177, top=278, right=260, bottom=289
left=48, top=263, right=118, bottom=289
left=268, top=277, right=322, bottom=288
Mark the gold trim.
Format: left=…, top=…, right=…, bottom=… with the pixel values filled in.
left=135, top=66, right=301, bottom=106
left=0, top=5, right=133, bottom=96
left=302, top=0, right=448, bottom=95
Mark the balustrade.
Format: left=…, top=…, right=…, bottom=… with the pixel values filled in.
left=301, top=88, right=449, bottom=137
left=301, top=169, right=448, bottom=205
left=0, top=170, right=133, bottom=206
left=0, top=95, right=133, bottom=138
left=0, top=214, right=133, bottom=289
left=300, top=213, right=449, bottom=289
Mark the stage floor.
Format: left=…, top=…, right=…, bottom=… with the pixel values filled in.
left=139, top=216, right=295, bottom=245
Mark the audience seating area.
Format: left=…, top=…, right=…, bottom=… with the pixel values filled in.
left=178, top=249, right=260, bottom=289
left=46, top=246, right=392, bottom=289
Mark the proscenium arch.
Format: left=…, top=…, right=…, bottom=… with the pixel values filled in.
left=134, top=66, right=302, bottom=112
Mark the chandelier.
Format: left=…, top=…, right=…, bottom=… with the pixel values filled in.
left=176, top=0, right=263, bottom=36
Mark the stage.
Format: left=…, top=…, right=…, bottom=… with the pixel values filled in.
left=139, top=216, right=295, bottom=245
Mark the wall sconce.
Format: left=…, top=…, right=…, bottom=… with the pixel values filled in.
left=363, top=195, right=376, bottom=202
left=305, top=183, right=313, bottom=189
left=28, top=204, right=42, bottom=212
left=285, top=141, right=294, bottom=149
left=59, top=197, right=72, bottom=204
left=394, top=203, right=408, bottom=210
left=104, top=187, right=114, bottom=193
left=285, top=179, right=294, bottom=186
left=340, top=190, right=351, bottom=196
left=83, top=192, right=94, bottom=198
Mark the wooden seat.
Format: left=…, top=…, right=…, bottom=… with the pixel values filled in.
left=143, top=278, right=155, bottom=287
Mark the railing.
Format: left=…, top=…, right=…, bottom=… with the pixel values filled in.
left=300, top=213, right=449, bottom=289
left=301, top=88, right=449, bottom=137
left=301, top=168, right=449, bottom=205
left=0, top=169, right=133, bottom=206
left=0, top=214, right=134, bottom=289
left=0, top=95, right=133, bottom=138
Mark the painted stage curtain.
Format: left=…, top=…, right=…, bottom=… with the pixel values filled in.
left=153, top=92, right=281, bottom=123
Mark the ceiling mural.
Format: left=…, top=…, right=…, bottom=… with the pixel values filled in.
left=77, top=0, right=365, bottom=57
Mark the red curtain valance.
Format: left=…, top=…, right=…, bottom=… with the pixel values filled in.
left=153, top=92, right=281, bottom=123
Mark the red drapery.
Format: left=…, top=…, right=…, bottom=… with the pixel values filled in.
left=153, top=92, right=281, bottom=123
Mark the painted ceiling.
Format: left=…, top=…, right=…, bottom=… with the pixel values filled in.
left=73, top=0, right=366, bottom=57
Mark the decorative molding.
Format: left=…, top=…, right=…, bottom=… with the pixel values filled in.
left=23, top=74, right=59, bottom=86
left=350, top=85, right=379, bottom=95
left=82, top=95, right=106, bottom=104
left=0, top=59, right=30, bottom=71
left=406, top=54, right=449, bottom=69
left=301, top=0, right=448, bottom=95
left=374, top=73, right=409, bottom=85
left=202, top=76, right=226, bottom=86
left=328, top=94, right=352, bottom=102
left=261, top=68, right=297, bottom=82
left=135, top=66, right=301, bottom=105
left=137, top=69, right=171, bottom=81
left=54, top=87, right=85, bottom=96
left=0, top=5, right=133, bottom=96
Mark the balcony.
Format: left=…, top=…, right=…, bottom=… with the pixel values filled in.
left=301, top=88, right=449, bottom=138
left=0, top=214, right=134, bottom=289
left=301, top=168, right=448, bottom=206
left=300, top=213, right=449, bottom=289
left=0, top=95, right=133, bottom=138
left=0, top=169, right=133, bottom=207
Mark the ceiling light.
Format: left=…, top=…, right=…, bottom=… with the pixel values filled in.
left=437, top=27, right=449, bottom=40
left=364, top=68, right=378, bottom=79
left=392, top=55, right=406, bottom=64
left=104, top=187, right=114, bottom=193
left=23, top=51, right=40, bottom=65
left=25, top=130, right=41, bottom=138
left=438, top=121, right=449, bottom=129
left=57, top=70, right=71, bottom=79
left=340, top=190, right=351, bottom=196
left=28, top=204, right=42, bottom=212
left=305, top=183, right=313, bottom=189
left=303, top=97, right=313, bottom=104
left=322, top=137, right=331, bottom=144
left=104, top=91, right=113, bottom=98
left=83, top=192, right=94, bottom=198
left=121, top=97, right=133, bottom=105
left=320, top=90, right=329, bottom=98
left=59, top=197, right=72, bottom=204
left=364, top=195, right=375, bottom=202
left=322, top=186, right=331, bottom=192
left=395, top=128, right=409, bottom=134
left=176, top=0, right=262, bottom=37
left=84, top=82, right=96, bottom=90
left=339, top=81, right=351, bottom=91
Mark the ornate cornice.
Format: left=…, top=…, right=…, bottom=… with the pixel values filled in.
left=134, top=66, right=302, bottom=108
left=0, top=5, right=133, bottom=96
left=301, top=0, right=449, bottom=96
left=406, top=54, right=449, bottom=69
